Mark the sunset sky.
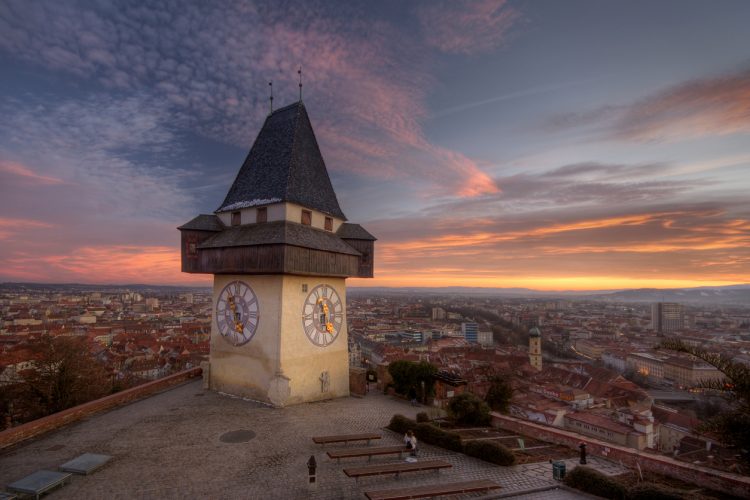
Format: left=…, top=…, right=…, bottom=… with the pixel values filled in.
left=1, top=0, right=749, bottom=290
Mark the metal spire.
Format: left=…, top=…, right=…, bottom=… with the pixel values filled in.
left=269, top=81, right=274, bottom=114
left=298, top=66, right=303, bottom=101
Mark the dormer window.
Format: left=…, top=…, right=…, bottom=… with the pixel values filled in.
left=301, top=210, right=312, bottom=226
left=324, top=216, right=333, bottom=231
left=231, top=211, right=241, bottom=226
left=257, top=207, right=267, bottom=223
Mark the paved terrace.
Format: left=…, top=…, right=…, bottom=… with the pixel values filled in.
left=0, top=380, right=625, bottom=499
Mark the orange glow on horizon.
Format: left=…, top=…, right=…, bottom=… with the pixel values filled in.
left=349, top=274, right=749, bottom=291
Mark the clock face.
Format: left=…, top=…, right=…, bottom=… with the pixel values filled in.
left=216, top=280, right=259, bottom=346
left=302, top=284, right=343, bottom=347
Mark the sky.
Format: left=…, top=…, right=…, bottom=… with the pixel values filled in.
left=1, top=0, right=749, bottom=290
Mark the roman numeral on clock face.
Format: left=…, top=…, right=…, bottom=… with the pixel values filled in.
left=302, top=284, right=342, bottom=347
left=216, top=280, right=259, bottom=347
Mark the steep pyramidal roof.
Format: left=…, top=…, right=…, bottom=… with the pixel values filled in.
left=216, top=102, right=346, bottom=220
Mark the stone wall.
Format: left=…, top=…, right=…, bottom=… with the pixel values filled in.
left=349, top=367, right=367, bottom=396
left=491, top=412, right=750, bottom=498
left=0, top=367, right=202, bottom=450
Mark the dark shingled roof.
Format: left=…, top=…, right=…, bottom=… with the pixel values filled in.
left=216, top=102, right=347, bottom=220
left=198, top=220, right=361, bottom=255
left=177, top=214, right=224, bottom=231
left=336, top=223, right=376, bottom=240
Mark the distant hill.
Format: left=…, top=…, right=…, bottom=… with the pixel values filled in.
left=349, top=284, right=750, bottom=306
left=584, top=285, right=750, bottom=306
left=0, top=282, right=211, bottom=293
left=4, top=282, right=748, bottom=306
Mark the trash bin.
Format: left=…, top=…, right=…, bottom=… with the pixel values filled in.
left=552, top=461, right=566, bottom=481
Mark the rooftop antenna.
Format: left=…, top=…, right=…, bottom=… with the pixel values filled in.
left=298, top=65, right=303, bottom=101
left=268, top=81, right=274, bottom=113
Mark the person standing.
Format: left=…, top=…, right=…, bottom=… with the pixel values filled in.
left=404, top=430, right=418, bottom=456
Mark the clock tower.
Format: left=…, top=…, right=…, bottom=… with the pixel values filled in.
left=178, top=102, right=375, bottom=406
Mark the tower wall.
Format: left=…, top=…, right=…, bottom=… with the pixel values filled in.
left=209, top=274, right=282, bottom=401
left=208, top=274, right=349, bottom=406
left=279, top=275, right=349, bottom=405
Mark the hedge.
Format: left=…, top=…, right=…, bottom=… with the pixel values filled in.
left=387, top=414, right=415, bottom=435
left=416, top=412, right=430, bottom=423
left=415, top=422, right=463, bottom=452
left=563, top=466, right=626, bottom=500
left=463, top=439, right=516, bottom=466
left=387, top=413, right=516, bottom=464
left=627, top=483, right=684, bottom=500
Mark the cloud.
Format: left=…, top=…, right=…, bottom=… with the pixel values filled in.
left=363, top=204, right=750, bottom=288
left=0, top=245, right=207, bottom=285
left=418, top=0, right=520, bottom=55
left=615, top=67, right=750, bottom=141
left=547, top=67, right=750, bottom=142
left=0, top=0, right=498, bottom=198
left=0, top=160, right=64, bottom=185
left=0, top=216, right=54, bottom=240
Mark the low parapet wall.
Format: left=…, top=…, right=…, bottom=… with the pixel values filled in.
left=0, top=367, right=202, bottom=450
left=491, top=412, right=750, bottom=498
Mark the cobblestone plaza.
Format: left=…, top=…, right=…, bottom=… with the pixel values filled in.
left=0, top=380, right=626, bottom=499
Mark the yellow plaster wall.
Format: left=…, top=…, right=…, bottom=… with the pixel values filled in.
left=283, top=203, right=344, bottom=232
left=278, top=275, right=349, bottom=404
left=217, top=202, right=344, bottom=231
left=209, top=274, right=349, bottom=406
left=209, top=274, right=283, bottom=400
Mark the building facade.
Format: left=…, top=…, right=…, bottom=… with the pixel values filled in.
left=651, top=302, right=684, bottom=334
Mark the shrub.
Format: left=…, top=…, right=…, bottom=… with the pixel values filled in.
left=463, top=440, right=516, bottom=466
left=388, top=360, right=437, bottom=402
left=627, top=483, right=684, bottom=500
left=447, top=393, right=491, bottom=426
left=416, top=412, right=430, bottom=423
left=563, top=466, right=626, bottom=500
left=387, top=414, right=415, bottom=435
left=485, top=376, right=513, bottom=413
left=414, top=422, right=464, bottom=452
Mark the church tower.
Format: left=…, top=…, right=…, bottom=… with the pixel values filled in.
left=178, top=102, right=375, bottom=406
left=528, top=327, right=542, bottom=371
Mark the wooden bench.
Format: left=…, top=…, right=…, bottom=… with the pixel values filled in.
left=327, top=445, right=407, bottom=463
left=312, top=433, right=381, bottom=446
left=343, top=460, right=452, bottom=482
left=363, top=479, right=501, bottom=500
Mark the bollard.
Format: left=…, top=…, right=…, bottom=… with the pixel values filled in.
left=579, top=442, right=587, bottom=465
left=307, top=455, right=317, bottom=490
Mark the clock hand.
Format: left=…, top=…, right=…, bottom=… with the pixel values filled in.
left=227, top=294, right=243, bottom=333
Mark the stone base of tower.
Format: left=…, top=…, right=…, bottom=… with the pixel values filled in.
left=208, top=274, right=350, bottom=407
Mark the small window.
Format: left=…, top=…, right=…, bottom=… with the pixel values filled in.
left=302, top=284, right=308, bottom=292
left=324, top=216, right=333, bottom=231
left=231, top=211, right=241, bottom=226
left=301, top=210, right=312, bottom=226
left=188, top=242, right=197, bottom=255
left=257, top=207, right=267, bottom=223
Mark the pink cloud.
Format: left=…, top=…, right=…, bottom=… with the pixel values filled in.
left=418, top=0, right=521, bottom=55
left=1, top=245, right=209, bottom=285
left=0, top=217, right=54, bottom=240
left=615, top=67, right=750, bottom=141
left=0, top=160, right=63, bottom=184
left=548, top=67, right=750, bottom=142
left=0, top=2, right=499, bottom=199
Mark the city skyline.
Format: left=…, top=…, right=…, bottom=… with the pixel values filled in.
left=1, top=0, right=749, bottom=290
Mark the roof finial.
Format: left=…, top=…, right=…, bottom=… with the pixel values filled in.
left=269, top=81, right=274, bottom=114
left=298, top=66, right=303, bottom=102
